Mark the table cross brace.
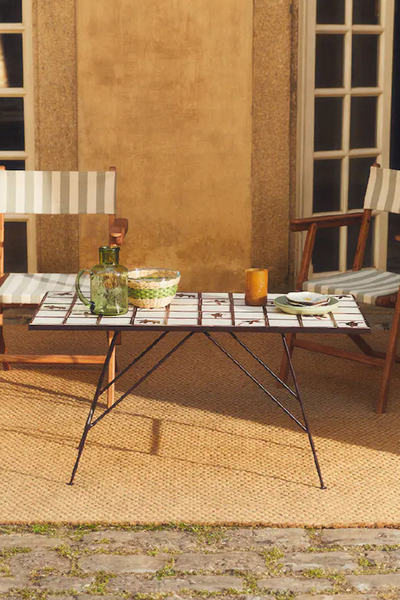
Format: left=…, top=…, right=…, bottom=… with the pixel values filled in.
left=68, top=331, right=326, bottom=489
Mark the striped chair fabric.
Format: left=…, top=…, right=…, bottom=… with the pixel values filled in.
left=304, top=268, right=400, bottom=304
left=0, top=171, right=116, bottom=214
left=0, top=273, right=90, bottom=305
left=364, top=166, right=400, bottom=213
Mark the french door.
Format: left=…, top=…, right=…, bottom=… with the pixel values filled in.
left=297, top=0, right=395, bottom=277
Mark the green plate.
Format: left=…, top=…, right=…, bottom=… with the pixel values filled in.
left=273, top=295, right=339, bottom=315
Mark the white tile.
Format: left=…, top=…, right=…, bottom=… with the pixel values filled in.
left=166, top=318, right=198, bottom=326
left=170, top=298, right=198, bottom=305
left=334, top=313, right=365, bottom=321
left=201, top=305, right=231, bottom=313
left=268, top=313, right=299, bottom=321
left=100, top=317, right=132, bottom=326
left=233, top=310, right=264, bottom=320
left=202, top=318, right=233, bottom=327
left=173, top=293, right=198, bottom=300
left=42, top=303, right=70, bottom=311
left=232, top=298, right=246, bottom=306
left=335, top=320, right=369, bottom=329
left=301, top=319, right=335, bottom=328
left=233, top=305, right=264, bottom=313
left=135, top=317, right=164, bottom=326
left=232, top=293, right=245, bottom=299
left=31, top=317, right=65, bottom=325
left=35, top=310, right=68, bottom=317
left=169, top=312, right=199, bottom=319
left=265, top=306, right=281, bottom=313
left=201, top=293, right=229, bottom=298
left=268, top=319, right=301, bottom=328
left=67, top=317, right=98, bottom=325
left=202, top=298, right=230, bottom=305
left=136, top=310, right=166, bottom=318
left=234, top=318, right=265, bottom=327
left=44, top=294, right=74, bottom=303
left=170, top=305, right=198, bottom=312
left=333, top=306, right=362, bottom=314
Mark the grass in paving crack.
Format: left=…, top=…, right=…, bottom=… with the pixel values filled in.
left=155, top=559, right=176, bottom=580
left=274, top=593, right=295, bottom=600
left=0, top=547, right=31, bottom=577
left=87, top=569, right=116, bottom=595
left=261, top=546, right=284, bottom=575
left=7, top=590, right=48, bottom=600
left=29, top=566, right=58, bottom=580
left=193, top=526, right=227, bottom=547
left=55, top=543, right=85, bottom=577
left=356, top=555, right=395, bottom=575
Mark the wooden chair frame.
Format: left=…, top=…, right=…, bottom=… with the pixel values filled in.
left=0, top=166, right=129, bottom=408
left=280, top=206, right=400, bottom=414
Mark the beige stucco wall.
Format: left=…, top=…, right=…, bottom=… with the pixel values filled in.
left=33, top=0, right=295, bottom=291
left=33, top=0, right=79, bottom=273
left=76, top=0, right=253, bottom=292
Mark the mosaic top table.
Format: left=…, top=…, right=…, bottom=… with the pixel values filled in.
left=30, top=291, right=371, bottom=488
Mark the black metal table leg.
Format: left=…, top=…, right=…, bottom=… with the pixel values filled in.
left=281, top=334, right=326, bottom=489
left=204, top=331, right=326, bottom=489
left=68, top=331, right=195, bottom=485
left=68, top=331, right=119, bottom=485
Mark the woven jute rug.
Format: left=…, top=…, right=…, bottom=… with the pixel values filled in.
left=0, top=325, right=399, bottom=526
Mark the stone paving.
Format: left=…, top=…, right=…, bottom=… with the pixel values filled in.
left=1, top=526, right=400, bottom=599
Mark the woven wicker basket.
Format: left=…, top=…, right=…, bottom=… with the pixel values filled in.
left=127, top=268, right=181, bottom=308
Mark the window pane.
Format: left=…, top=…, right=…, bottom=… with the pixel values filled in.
left=4, top=221, right=27, bottom=273
left=0, top=0, right=22, bottom=23
left=348, top=157, right=377, bottom=210
left=313, top=227, right=340, bottom=273
left=315, top=97, right=343, bottom=151
left=317, top=0, right=345, bottom=24
left=316, top=35, right=344, bottom=88
left=347, top=220, right=374, bottom=270
left=0, top=97, right=24, bottom=150
left=313, top=159, right=341, bottom=213
left=0, top=34, right=23, bottom=87
left=353, top=0, right=380, bottom=25
left=352, top=35, right=378, bottom=88
left=0, top=159, right=24, bottom=170
left=350, top=97, right=377, bottom=149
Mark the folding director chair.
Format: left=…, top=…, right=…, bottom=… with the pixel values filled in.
left=280, top=165, right=400, bottom=413
left=0, top=168, right=128, bottom=407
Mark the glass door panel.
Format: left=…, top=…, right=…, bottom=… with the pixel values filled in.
left=353, top=0, right=380, bottom=25
left=314, top=97, right=343, bottom=151
left=317, top=0, right=345, bottom=24
left=315, top=35, right=344, bottom=87
left=313, top=159, right=342, bottom=213
left=300, top=0, right=394, bottom=277
left=351, top=35, right=379, bottom=87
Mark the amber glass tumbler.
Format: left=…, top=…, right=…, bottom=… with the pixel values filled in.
left=245, top=268, right=268, bottom=306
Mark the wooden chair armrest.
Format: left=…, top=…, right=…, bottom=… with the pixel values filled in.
left=110, top=218, right=129, bottom=245
left=290, top=212, right=365, bottom=232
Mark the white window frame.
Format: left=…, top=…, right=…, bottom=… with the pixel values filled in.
left=296, top=0, right=395, bottom=279
left=0, top=0, right=36, bottom=273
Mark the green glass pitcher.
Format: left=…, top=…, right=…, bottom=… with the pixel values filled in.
left=75, top=246, right=128, bottom=316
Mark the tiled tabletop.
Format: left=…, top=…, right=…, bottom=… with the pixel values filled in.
left=29, top=291, right=371, bottom=334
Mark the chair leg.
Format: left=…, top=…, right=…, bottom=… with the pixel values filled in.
left=376, top=292, right=400, bottom=414
left=0, top=305, right=11, bottom=371
left=278, top=333, right=296, bottom=384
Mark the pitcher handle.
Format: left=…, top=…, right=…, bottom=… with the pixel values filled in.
left=75, top=269, right=94, bottom=312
